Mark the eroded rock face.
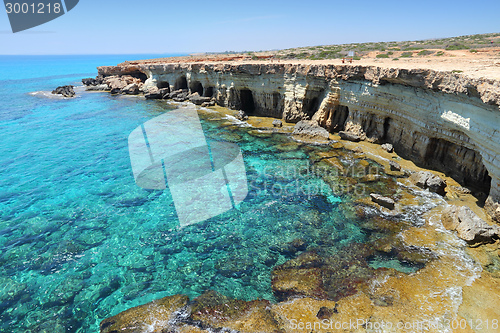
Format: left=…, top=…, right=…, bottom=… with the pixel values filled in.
left=442, top=205, right=500, bottom=244
left=96, top=62, right=500, bottom=222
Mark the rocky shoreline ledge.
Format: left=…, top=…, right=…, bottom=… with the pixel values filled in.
left=81, top=60, right=500, bottom=332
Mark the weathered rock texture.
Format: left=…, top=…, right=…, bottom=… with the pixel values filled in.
left=96, top=62, right=500, bottom=222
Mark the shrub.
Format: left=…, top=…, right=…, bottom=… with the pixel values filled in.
left=446, top=43, right=470, bottom=50
left=417, top=50, right=434, bottom=56
left=376, top=53, right=390, bottom=58
left=392, top=58, right=400, bottom=61
left=435, top=51, right=445, bottom=56
left=470, top=49, right=478, bottom=53
left=401, top=52, right=413, bottom=58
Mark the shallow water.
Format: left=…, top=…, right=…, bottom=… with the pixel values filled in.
left=0, top=56, right=449, bottom=332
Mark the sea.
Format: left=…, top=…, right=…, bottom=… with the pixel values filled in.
left=0, top=55, right=444, bottom=332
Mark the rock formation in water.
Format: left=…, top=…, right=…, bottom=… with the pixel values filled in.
left=52, top=85, right=75, bottom=97
left=86, top=62, right=500, bottom=223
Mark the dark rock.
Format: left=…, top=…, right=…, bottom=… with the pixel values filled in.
left=272, top=119, right=283, bottom=127
left=173, top=91, right=189, bottom=102
left=51, top=85, right=75, bottom=98
left=235, top=110, right=249, bottom=120
left=169, top=89, right=188, bottom=99
left=110, top=88, right=121, bottom=95
left=339, top=131, right=361, bottom=142
left=410, top=171, right=447, bottom=195
left=215, top=256, right=254, bottom=278
left=144, top=87, right=170, bottom=100
left=317, top=306, right=335, bottom=320
left=82, top=76, right=104, bottom=86
left=389, top=160, right=401, bottom=171
left=381, top=143, right=394, bottom=153
left=442, top=205, right=500, bottom=244
left=370, top=193, right=395, bottom=210
left=271, top=238, right=307, bottom=256
left=292, top=120, right=330, bottom=140
left=189, top=92, right=212, bottom=105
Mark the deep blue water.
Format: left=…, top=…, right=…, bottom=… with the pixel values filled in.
left=0, top=55, right=370, bottom=332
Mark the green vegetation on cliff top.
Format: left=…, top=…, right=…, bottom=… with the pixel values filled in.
left=228, top=32, right=500, bottom=61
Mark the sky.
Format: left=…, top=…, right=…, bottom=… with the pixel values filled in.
left=1, top=0, right=500, bottom=55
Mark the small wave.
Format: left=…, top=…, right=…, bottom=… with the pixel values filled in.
left=222, top=114, right=253, bottom=127
left=29, top=90, right=81, bottom=99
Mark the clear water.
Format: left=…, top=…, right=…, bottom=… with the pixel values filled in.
left=0, top=56, right=427, bottom=332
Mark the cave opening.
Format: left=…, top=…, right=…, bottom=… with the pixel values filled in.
left=190, top=81, right=204, bottom=96
left=174, top=76, right=188, bottom=91
left=424, top=137, right=491, bottom=198
left=240, top=89, right=255, bottom=113
left=303, top=89, right=325, bottom=118
left=130, top=71, right=148, bottom=82
left=204, top=87, right=214, bottom=97
left=157, top=81, right=170, bottom=89
left=383, top=117, right=391, bottom=140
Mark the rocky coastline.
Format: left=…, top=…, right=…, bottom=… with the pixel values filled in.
left=81, top=60, right=500, bottom=332
left=83, top=61, right=500, bottom=224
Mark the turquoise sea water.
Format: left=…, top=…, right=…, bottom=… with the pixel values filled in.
left=0, top=55, right=414, bottom=332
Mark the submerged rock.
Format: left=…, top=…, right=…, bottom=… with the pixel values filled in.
left=370, top=193, right=396, bottom=210
left=100, top=294, right=189, bottom=333
left=190, top=290, right=282, bottom=332
left=51, top=85, right=75, bottom=97
left=292, top=120, right=330, bottom=141
left=442, top=205, right=500, bottom=244
left=409, top=171, right=447, bottom=195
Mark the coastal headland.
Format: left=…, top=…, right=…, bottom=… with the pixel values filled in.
left=85, top=53, right=500, bottom=333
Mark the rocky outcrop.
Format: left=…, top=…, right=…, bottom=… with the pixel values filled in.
left=410, top=171, right=447, bottom=196
left=291, top=120, right=330, bottom=141
left=235, top=110, right=249, bottom=120
left=94, top=62, right=500, bottom=222
left=370, top=193, right=396, bottom=210
left=339, top=130, right=361, bottom=142
left=442, top=205, right=500, bottom=244
left=52, top=85, right=75, bottom=97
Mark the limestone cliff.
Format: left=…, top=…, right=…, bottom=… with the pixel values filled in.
left=96, top=62, right=500, bottom=222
